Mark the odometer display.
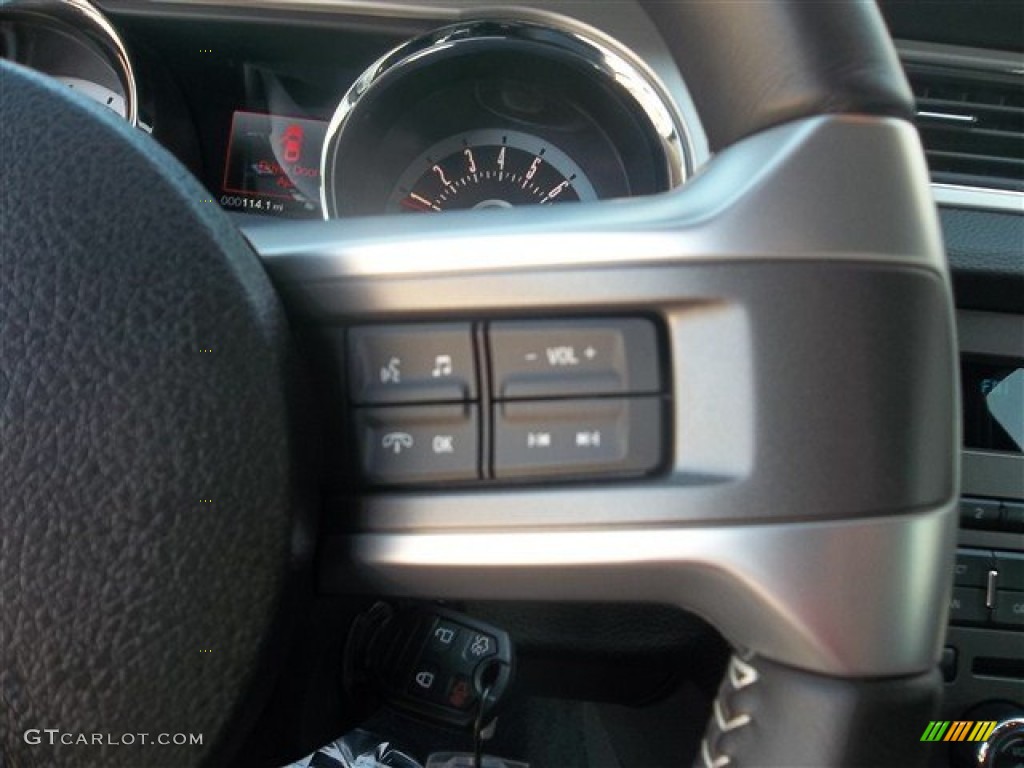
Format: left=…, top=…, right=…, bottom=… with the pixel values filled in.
left=387, top=129, right=597, bottom=213
left=221, top=111, right=328, bottom=219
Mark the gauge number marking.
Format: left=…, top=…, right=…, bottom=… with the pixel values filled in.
left=387, top=129, right=597, bottom=213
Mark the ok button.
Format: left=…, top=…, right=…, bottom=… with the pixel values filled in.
left=356, top=404, right=480, bottom=484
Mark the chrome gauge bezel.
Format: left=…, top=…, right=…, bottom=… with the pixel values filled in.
left=320, top=18, right=693, bottom=219
left=0, top=0, right=139, bottom=127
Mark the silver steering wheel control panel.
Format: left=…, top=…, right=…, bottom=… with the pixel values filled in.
left=251, top=114, right=958, bottom=681
left=338, top=318, right=667, bottom=486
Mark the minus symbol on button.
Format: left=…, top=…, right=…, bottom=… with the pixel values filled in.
left=524, top=353, right=538, bottom=362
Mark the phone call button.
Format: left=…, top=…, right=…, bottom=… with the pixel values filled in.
left=356, top=404, right=480, bottom=484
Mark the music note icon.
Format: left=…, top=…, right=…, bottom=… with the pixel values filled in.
left=431, top=354, right=453, bottom=378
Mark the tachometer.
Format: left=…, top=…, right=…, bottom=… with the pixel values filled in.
left=321, top=20, right=691, bottom=219
left=388, top=129, right=597, bottom=213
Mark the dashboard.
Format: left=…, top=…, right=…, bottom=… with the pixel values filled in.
left=2, top=1, right=1021, bottom=767
left=1, top=1, right=696, bottom=221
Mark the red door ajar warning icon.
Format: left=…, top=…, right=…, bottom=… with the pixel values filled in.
left=281, top=124, right=304, bottom=163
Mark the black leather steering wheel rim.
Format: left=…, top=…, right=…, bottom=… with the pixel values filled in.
left=1, top=2, right=954, bottom=767
left=638, top=0, right=915, bottom=150
left=0, top=60, right=311, bottom=767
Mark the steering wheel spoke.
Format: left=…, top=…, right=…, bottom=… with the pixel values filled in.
left=244, top=113, right=957, bottom=681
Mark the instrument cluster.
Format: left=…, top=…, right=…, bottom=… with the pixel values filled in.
left=2, top=3, right=694, bottom=222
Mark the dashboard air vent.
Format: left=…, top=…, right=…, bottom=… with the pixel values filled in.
left=906, top=65, right=1024, bottom=192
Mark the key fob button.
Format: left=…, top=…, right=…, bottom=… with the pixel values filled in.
left=445, top=675, right=477, bottom=711
left=429, top=620, right=462, bottom=655
left=462, top=631, right=497, bottom=662
left=409, top=663, right=442, bottom=697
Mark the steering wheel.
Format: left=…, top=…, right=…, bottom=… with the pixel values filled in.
left=1, top=2, right=957, bottom=767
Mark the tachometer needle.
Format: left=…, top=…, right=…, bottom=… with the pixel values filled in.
left=401, top=193, right=441, bottom=212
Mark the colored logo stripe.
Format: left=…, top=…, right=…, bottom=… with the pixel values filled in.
left=968, top=721, right=998, bottom=742
left=922, top=720, right=999, bottom=742
left=921, top=721, right=950, bottom=741
left=944, top=721, right=972, bottom=741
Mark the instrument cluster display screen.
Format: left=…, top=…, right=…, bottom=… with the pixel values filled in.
left=220, top=111, right=328, bottom=218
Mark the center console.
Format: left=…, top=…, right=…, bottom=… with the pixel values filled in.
left=938, top=310, right=1024, bottom=768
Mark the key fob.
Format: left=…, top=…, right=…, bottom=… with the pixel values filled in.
left=361, top=605, right=515, bottom=730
